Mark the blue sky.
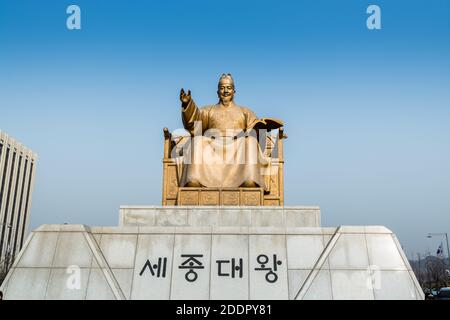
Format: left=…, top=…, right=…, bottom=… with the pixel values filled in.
left=1, top=0, right=449, bottom=256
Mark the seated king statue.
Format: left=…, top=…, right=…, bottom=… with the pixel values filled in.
left=177, top=73, right=283, bottom=192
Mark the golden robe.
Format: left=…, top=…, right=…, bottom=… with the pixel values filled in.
left=177, top=99, right=270, bottom=190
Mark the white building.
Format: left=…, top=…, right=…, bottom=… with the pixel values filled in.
left=0, top=131, right=37, bottom=270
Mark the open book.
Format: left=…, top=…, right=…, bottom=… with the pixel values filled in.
left=248, top=118, right=284, bottom=131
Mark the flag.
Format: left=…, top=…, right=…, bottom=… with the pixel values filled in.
left=437, top=242, right=444, bottom=259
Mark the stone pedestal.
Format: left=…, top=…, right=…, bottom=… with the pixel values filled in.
left=119, top=206, right=321, bottom=228
left=0, top=206, right=424, bottom=300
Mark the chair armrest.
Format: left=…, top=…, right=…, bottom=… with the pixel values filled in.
left=163, top=127, right=172, bottom=159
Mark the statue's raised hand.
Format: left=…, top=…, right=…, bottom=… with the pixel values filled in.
left=180, top=88, right=191, bottom=108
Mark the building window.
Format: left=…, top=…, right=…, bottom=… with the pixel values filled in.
left=8, top=156, right=22, bottom=246
left=0, top=148, right=11, bottom=254
left=13, top=159, right=28, bottom=257
left=0, top=147, right=10, bottom=209
left=20, top=161, right=34, bottom=248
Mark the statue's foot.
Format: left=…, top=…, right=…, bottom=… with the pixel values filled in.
left=185, top=180, right=203, bottom=187
left=240, top=180, right=258, bottom=188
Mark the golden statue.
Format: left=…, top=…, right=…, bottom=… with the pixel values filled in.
left=162, top=74, right=286, bottom=206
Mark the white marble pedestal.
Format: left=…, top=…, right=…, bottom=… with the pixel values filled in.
left=0, top=206, right=424, bottom=300
left=119, top=206, right=321, bottom=228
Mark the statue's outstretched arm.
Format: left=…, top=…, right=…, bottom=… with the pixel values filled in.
left=180, top=88, right=202, bottom=135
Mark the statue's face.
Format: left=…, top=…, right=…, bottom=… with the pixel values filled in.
left=218, top=82, right=235, bottom=104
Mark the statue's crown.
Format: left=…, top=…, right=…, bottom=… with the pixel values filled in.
left=218, top=73, right=234, bottom=87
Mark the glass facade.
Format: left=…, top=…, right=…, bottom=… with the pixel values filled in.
left=0, top=133, right=37, bottom=265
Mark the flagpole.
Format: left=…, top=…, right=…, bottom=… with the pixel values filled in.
left=427, top=232, right=450, bottom=268
left=441, top=233, right=448, bottom=266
